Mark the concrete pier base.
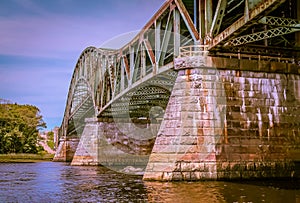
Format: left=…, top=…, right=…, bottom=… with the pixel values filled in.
left=69, top=117, right=159, bottom=173
left=144, top=67, right=226, bottom=180
left=53, top=137, right=79, bottom=162
left=71, top=118, right=99, bottom=165
left=52, top=139, right=67, bottom=162
left=143, top=56, right=300, bottom=181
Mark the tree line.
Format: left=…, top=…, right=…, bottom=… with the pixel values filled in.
left=0, top=99, right=46, bottom=154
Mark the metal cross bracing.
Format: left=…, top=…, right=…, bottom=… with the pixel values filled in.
left=208, top=0, right=300, bottom=57
left=225, top=16, right=300, bottom=46
left=60, top=0, right=300, bottom=138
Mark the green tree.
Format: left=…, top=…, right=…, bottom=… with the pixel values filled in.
left=0, top=100, right=46, bottom=154
left=46, top=131, right=55, bottom=150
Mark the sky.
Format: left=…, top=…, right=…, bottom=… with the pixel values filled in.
left=0, top=0, right=165, bottom=130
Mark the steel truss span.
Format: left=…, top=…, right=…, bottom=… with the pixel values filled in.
left=60, top=0, right=300, bottom=138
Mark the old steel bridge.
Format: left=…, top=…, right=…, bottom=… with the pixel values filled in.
left=54, top=0, right=300, bottom=181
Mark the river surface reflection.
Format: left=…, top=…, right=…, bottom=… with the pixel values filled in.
left=0, top=162, right=299, bottom=202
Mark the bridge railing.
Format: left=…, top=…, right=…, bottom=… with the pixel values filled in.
left=178, top=45, right=298, bottom=64
left=179, top=45, right=209, bottom=58
left=218, top=52, right=298, bottom=64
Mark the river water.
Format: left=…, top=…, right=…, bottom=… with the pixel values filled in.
left=0, top=162, right=299, bottom=203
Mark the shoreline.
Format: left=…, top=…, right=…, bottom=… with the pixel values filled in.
left=0, top=153, right=54, bottom=163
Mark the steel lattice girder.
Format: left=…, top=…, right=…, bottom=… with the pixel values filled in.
left=259, top=16, right=300, bottom=27
left=210, top=0, right=287, bottom=49
left=225, top=16, right=300, bottom=46
left=70, top=96, right=94, bottom=119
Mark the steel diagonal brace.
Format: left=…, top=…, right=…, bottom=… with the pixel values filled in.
left=259, top=16, right=300, bottom=28
left=210, top=0, right=287, bottom=49
left=122, top=56, right=130, bottom=80
left=225, top=26, right=300, bottom=46
left=174, top=0, right=199, bottom=41
left=210, top=0, right=227, bottom=37
left=143, top=39, right=156, bottom=65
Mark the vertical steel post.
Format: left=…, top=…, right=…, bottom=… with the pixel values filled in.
left=120, top=56, right=125, bottom=92
left=141, top=44, right=146, bottom=78
left=129, top=46, right=134, bottom=86
left=205, top=0, right=213, bottom=40
left=199, top=0, right=205, bottom=43
left=194, top=0, right=197, bottom=28
left=296, top=0, right=300, bottom=48
left=210, top=0, right=227, bottom=37
left=155, top=19, right=161, bottom=74
left=174, top=9, right=181, bottom=57
left=245, top=0, right=249, bottom=22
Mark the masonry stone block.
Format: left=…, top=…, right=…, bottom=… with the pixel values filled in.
left=71, top=118, right=99, bottom=165
left=53, top=137, right=79, bottom=162
left=144, top=56, right=300, bottom=181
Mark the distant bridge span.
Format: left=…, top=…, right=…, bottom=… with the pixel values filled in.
left=54, top=0, right=300, bottom=181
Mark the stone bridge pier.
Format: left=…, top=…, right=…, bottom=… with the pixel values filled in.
left=143, top=56, right=300, bottom=180
left=71, top=117, right=160, bottom=173
left=53, top=137, right=79, bottom=162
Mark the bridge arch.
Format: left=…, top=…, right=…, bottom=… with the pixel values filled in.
left=61, top=46, right=101, bottom=137
left=60, top=46, right=120, bottom=137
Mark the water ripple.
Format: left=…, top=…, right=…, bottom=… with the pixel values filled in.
left=0, top=162, right=299, bottom=202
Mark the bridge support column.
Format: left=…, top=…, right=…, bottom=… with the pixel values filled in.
left=53, top=137, right=79, bottom=162
left=71, top=118, right=100, bottom=165
left=70, top=117, right=156, bottom=171
left=95, top=120, right=153, bottom=172
left=144, top=65, right=225, bottom=180
left=144, top=56, right=300, bottom=181
left=53, top=138, right=67, bottom=162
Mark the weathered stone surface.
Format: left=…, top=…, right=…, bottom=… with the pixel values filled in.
left=71, top=118, right=99, bottom=166
left=144, top=57, right=300, bottom=181
left=53, top=138, right=79, bottom=162
left=52, top=139, right=67, bottom=162
left=70, top=118, right=158, bottom=171
left=144, top=66, right=224, bottom=181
